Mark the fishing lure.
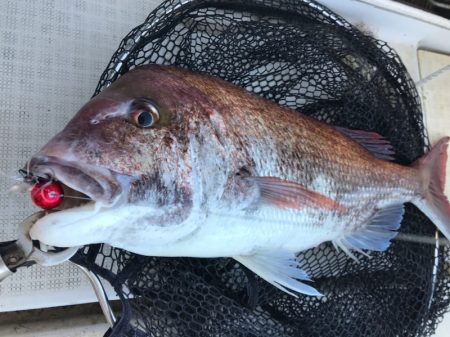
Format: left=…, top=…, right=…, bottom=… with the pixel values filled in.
left=18, top=169, right=63, bottom=210
left=30, top=181, right=63, bottom=210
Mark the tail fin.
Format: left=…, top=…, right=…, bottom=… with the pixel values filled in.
left=412, top=137, right=450, bottom=239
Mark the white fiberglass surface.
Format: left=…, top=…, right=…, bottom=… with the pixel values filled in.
left=0, top=0, right=161, bottom=311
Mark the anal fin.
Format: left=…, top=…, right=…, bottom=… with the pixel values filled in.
left=334, top=204, right=404, bottom=260
left=234, top=251, right=322, bottom=297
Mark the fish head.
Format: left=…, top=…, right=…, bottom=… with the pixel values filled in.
left=25, top=66, right=203, bottom=250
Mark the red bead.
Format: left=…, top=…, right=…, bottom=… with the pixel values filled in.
left=31, top=181, right=63, bottom=210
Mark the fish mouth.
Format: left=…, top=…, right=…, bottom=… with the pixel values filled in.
left=28, top=156, right=126, bottom=206
left=25, top=156, right=136, bottom=251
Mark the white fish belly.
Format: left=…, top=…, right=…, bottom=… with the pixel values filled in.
left=140, top=207, right=340, bottom=258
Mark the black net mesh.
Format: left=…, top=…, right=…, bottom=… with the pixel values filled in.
left=69, top=1, right=450, bottom=336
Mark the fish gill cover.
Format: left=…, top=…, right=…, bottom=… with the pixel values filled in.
left=69, top=0, right=450, bottom=336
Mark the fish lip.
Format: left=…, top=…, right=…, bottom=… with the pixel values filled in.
left=27, top=156, right=126, bottom=204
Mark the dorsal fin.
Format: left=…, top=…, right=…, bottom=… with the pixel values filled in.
left=335, top=126, right=395, bottom=161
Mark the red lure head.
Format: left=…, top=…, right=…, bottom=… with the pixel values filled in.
left=31, top=181, right=63, bottom=210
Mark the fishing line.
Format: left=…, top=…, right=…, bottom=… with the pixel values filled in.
left=48, top=193, right=92, bottom=201
left=395, top=233, right=450, bottom=246
left=415, top=63, right=450, bottom=87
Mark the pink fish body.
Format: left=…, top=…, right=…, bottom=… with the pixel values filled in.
left=27, top=65, right=450, bottom=296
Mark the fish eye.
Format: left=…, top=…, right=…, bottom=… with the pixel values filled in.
left=135, top=110, right=154, bottom=127
left=131, top=101, right=159, bottom=128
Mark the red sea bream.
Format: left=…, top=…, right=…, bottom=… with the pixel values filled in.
left=26, top=65, right=450, bottom=296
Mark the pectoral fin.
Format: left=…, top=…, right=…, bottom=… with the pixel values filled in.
left=234, top=251, right=322, bottom=297
left=248, top=176, right=344, bottom=211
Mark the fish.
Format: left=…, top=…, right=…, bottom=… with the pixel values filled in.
left=25, top=64, right=450, bottom=297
